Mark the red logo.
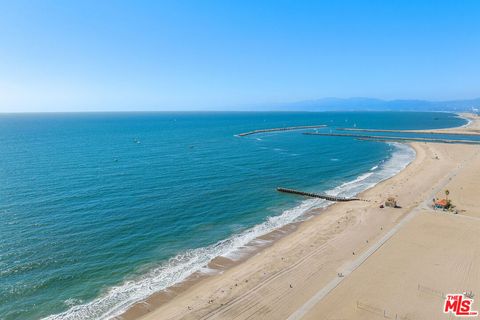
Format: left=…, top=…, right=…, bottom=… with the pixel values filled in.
left=444, top=293, right=478, bottom=317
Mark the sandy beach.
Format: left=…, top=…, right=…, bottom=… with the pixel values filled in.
left=126, top=114, right=480, bottom=320
left=3, top=3, right=480, bottom=319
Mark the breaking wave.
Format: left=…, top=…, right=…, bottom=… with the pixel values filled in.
left=43, top=143, right=415, bottom=320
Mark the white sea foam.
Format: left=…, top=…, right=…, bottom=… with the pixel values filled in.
left=326, top=143, right=415, bottom=199
left=43, top=143, right=415, bottom=320
left=457, top=115, right=472, bottom=128
left=64, top=299, right=83, bottom=307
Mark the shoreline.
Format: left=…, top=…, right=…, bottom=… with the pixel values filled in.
left=116, top=144, right=415, bottom=320
left=43, top=135, right=414, bottom=320
left=123, top=113, right=476, bottom=320
left=46, top=112, right=475, bottom=320
left=132, top=143, right=426, bottom=320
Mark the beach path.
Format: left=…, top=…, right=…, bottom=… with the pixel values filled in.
left=132, top=114, right=480, bottom=320
left=134, top=139, right=480, bottom=320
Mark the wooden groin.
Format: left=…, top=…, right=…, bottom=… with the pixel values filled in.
left=276, top=187, right=360, bottom=202
left=303, top=132, right=480, bottom=145
left=237, top=125, right=327, bottom=137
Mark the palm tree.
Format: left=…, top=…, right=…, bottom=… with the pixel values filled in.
left=445, top=189, right=450, bottom=201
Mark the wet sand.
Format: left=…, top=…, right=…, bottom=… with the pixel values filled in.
left=127, top=113, right=480, bottom=320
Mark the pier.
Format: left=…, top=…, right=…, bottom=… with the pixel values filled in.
left=303, top=132, right=480, bottom=145
left=237, top=125, right=327, bottom=137
left=276, top=187, right=360, bottom=202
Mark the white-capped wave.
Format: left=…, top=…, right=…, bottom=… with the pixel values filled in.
left=43, top=200, right=322, bottom=320
left=326, top=143, right=415, bottom=198
left=43, top=143, right=415, bottom=320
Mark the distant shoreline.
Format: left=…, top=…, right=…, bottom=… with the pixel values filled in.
left=0, top=109, right=477, bottom=115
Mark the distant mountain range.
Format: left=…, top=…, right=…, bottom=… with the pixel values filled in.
left=268, top=97, right=480, bottom=112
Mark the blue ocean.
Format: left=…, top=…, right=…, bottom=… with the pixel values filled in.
left=0, top=112, right=466, bottom=320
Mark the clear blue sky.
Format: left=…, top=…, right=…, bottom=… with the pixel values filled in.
left=0, top=0, right=479, bottom=111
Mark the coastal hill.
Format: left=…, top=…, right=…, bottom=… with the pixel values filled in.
left=270, top=97, right=480, bottom=112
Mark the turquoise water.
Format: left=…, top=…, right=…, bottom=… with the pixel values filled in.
left=0, top=112, right=466, bottom=320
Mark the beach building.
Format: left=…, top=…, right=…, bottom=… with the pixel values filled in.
left=385, top=197, right=397, bottom=208
left=434, top=198, right=448, bottom=210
